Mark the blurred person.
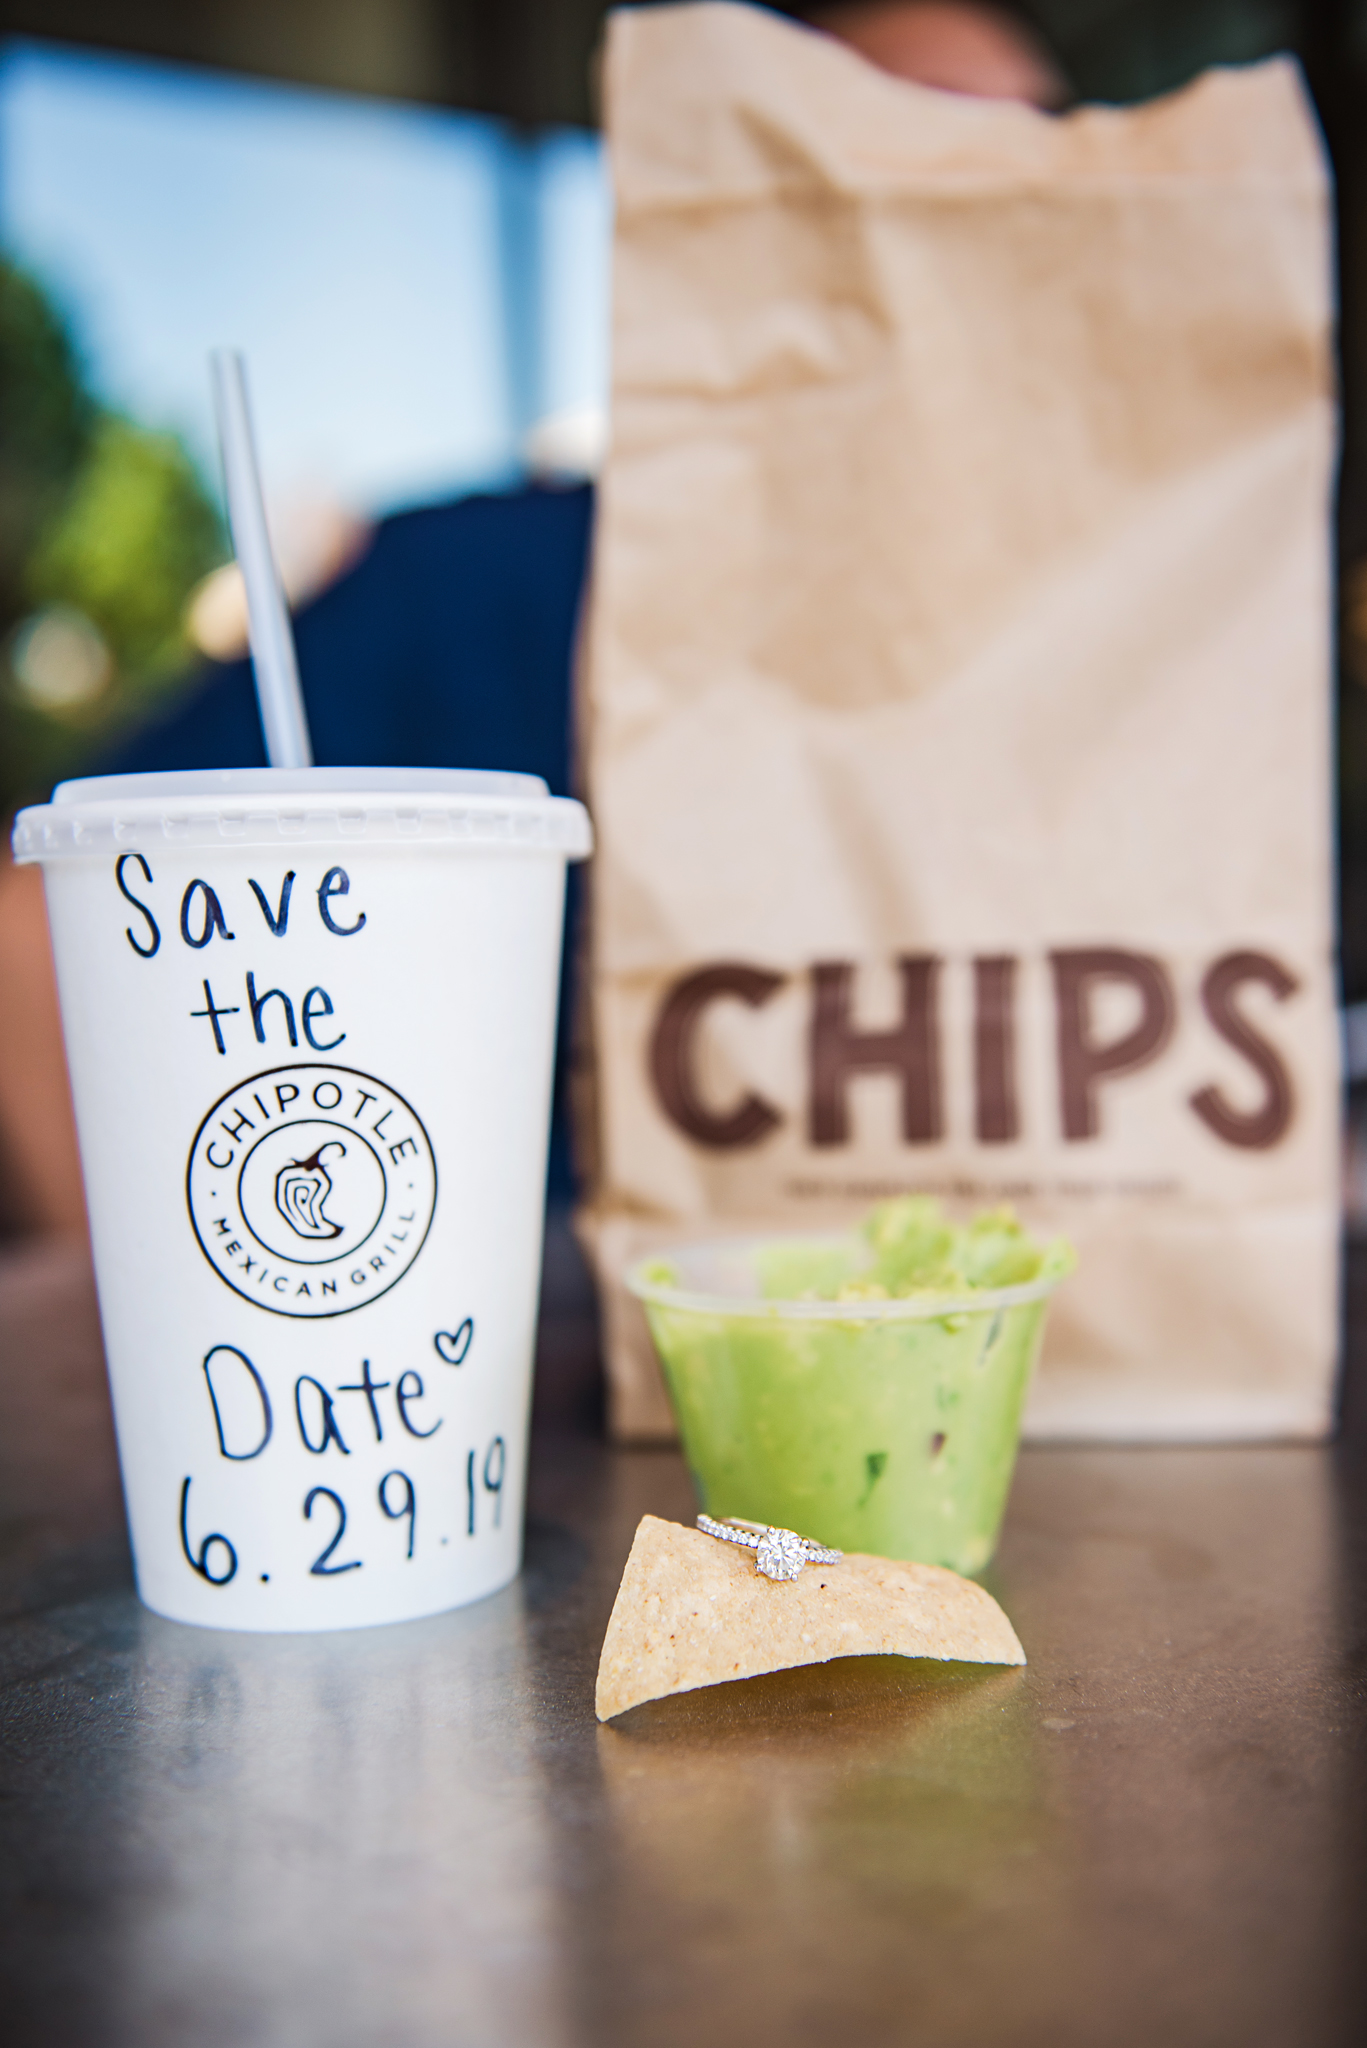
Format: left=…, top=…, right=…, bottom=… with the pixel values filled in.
left=0, top=0, right=1062, bottom=1237
left=807, top=2, right=1065, bottom=105
left=0, top=480, right=594, bottom=1229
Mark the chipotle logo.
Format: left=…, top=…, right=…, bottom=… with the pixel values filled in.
left=648, top=949, right=1300, bottom=1154
left=187, top=1063, right=437, bottom=1315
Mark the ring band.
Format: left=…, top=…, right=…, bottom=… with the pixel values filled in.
left=696, top=1513, right=843, bottom=1582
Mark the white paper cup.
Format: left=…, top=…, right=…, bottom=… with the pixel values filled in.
left=12, top=767, right=592, bottom=1632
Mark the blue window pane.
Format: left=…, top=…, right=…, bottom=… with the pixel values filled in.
left=0, top=38, right=611, bottom=514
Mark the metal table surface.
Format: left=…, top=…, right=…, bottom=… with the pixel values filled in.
left=2, top=1219, right=1365, bottom=2048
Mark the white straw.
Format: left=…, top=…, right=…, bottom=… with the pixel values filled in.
left=210, top=349, right=313, bottom=769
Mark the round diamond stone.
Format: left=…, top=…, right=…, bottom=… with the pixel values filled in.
left=755, top=1527, right=807, bottom=1581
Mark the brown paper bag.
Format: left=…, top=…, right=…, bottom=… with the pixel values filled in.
left=579, top=1, right=1339, bottom=1443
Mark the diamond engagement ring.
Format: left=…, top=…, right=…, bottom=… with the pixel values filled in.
left=696, top=1514, right=843, bottom=1582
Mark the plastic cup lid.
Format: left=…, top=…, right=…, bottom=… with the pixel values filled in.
left=11, top=766, right=592, bottom=862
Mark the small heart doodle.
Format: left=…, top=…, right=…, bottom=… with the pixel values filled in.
left=434, top=1319, right=474, bottom=1366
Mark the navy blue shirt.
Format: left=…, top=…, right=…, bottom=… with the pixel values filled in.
left=100, top=482, right=596, bottom=1196
left=104, top=484, right=593, bottom=789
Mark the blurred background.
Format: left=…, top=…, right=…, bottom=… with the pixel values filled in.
left=3, top=0, right=1367, bottom=970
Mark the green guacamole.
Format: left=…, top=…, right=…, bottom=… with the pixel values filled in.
left=637, top=1199, right=1074, bottom=1575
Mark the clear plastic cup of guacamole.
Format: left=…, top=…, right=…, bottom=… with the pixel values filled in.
left=627, top=1198, right=1074, bottom=1575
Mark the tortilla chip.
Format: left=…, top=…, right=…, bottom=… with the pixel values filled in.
left=596, top=1515, right=1026, bottom=1721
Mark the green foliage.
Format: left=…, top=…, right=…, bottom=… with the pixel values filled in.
left=0, top=258, right=225, bottom=814
left=26, top=415, right=224, bottom=689
left=0, top=261, right=94, bottom=627
left=1030, top=0, right=1301, bottom=102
